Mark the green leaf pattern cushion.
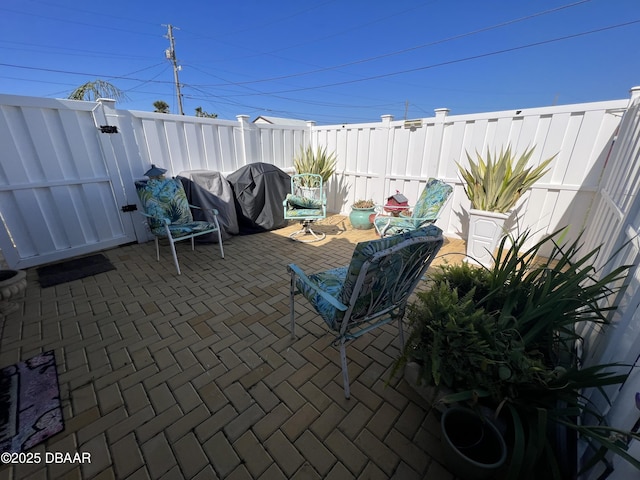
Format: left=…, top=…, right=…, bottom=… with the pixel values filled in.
left=296, top=225, right=443, bottom=331
left=412, top=178, right=453, bottom=221
left=296, top=266, right=347, bottom=329
left=373, top=217, right=418, bottom=236
left=135, top=178, right=218, bottom=238
left=373, top=178, right=452, bottom=235
left=286, top=208, right=325, bottom=218
left=286, top=194, right=322, bottom=209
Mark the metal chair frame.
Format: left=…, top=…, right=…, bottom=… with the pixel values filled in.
left=288, top=228, right=444, bottom=398
left=283, top=173, right=328, bottom=242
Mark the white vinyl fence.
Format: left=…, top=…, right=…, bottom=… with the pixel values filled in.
left=1, top=88, right=639, bottom=477
left=0, top=95, right=309, bottom=269
left=578, top=88, right=640, bottom=480
left=0, top=92, right=628, bottom=269
left=319, top=100, right=628, bottom=257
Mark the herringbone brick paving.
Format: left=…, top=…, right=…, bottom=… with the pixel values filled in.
left=0, top=216, right=465, bottom=479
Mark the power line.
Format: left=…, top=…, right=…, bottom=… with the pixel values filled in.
left=193, top=0, right=594, bottom=88
left=0, top=0, right=596, bottom=101
left=3, top=17, right=636, bottom=99
left=218, top=18, right=640, bottom=97
left=3, top=16, right=636, bottom=108
left=0, top=7, right=159, bottom=38
left=0, top=62, right=175, bottom=85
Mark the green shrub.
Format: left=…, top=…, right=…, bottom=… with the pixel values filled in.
left=396, top=228, right=639, bottom=478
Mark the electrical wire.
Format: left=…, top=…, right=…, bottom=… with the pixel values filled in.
left=217, top=18, right=640, bottom=96
left=204, top=0, right=594, bottom=86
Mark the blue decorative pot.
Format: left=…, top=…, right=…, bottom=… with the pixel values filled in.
left=349, top=206, right=375, bottom=230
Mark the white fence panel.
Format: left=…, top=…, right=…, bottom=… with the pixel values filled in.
left=1, top=89, right=639, bottom=476
left=0, top=92, right=629, bottom=270
left=570, top=88, right=640, bottom=480
left=315, top=100, right=627, bottom=256
left=0, top=95, right=310, bottom=268
left=122, top=111, right=307, bottom=179
left=0, top=95, right=138, bottom=269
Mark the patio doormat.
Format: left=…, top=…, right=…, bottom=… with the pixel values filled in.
left=36, top=253, right=115, bottom=287
left=0, top=350, right=64, bottom=452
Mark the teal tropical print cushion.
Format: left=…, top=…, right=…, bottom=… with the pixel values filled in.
left=286, top=194, right=322, bottom=209
left=160, top=221, right=220, bottom=238
left=296, top=266, right=347, bottom=329
left=373, top=217, right=418, bottom=236
left=412, top=178, right=453, bottom=220
left=135, top=178, right=219, bottom=238
left=340, top=226, right=442, bottom=322
left=286, top=208, right=325, bottom=218
left=296, top=225, right=443, bottom=331
left=136, top=178, right=193, bottom=230
left=374, top=179, right=452, bottom=235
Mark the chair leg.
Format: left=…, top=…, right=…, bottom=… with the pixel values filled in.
left=289, top=221, right=326, bottom=242
left=216, top=228, right=224, bottom=259
left=154, top=237, right=160, bottom=262
left=168, top=237, right=181, bottom=275
left=340, top=339, right=351, bottom=399
left=191, top=236, right=195, bottom=251
left=396, top=307, right=407, bottom=348
left=289, top=271, right=296, bottom=339
left=397, top=315, right=405, bottom=349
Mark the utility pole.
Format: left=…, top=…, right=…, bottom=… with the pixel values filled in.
left=164, top=24, right=184, bottom=115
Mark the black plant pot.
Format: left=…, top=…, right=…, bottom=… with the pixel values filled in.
left=440, top=406, right=507, bottom=480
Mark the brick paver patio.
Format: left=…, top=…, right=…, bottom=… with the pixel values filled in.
left=0, top=216, right=465, bottom=480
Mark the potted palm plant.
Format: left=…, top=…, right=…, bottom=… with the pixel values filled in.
left=457, top=145, right=556, bottom=267
left=395, top=228, right=640, bottom=479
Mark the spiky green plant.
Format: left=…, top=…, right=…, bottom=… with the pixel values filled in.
left=457, top=145, right=556, bottom=213
left=293, top=145, right=337, bottom=187
left=394, top=228, right=638, bottom=479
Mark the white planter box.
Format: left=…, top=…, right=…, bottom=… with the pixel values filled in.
left=466, top=209, right=512, bottom=267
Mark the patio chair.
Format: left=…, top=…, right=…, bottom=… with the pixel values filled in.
left=288, top=225, right=444, bottom=398
left=283, top=173, right=327, bottom=242
left=373, top=178, right=453, bottom=238
left=135, top=177, right=224, bottom=275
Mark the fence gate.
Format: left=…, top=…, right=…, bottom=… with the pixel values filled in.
left=0, top=95, right=138, bottom=269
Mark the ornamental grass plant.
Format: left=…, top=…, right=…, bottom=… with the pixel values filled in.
left=395, top=228, right=640, bottom=479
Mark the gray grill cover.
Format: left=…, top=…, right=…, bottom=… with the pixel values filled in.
left=226, top=163, right=291, bottom=234
left=178, top=170, right=239, bottom=241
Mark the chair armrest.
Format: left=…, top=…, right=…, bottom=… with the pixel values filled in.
left=373, top=214, right=437, bottom=237
left=189, top=204, right=220, bottom=216
left=287, top=263, right=348, bottom=312
left=139, top=211, right=170, bottom=225
left=374, top=213, right=437, bottom=224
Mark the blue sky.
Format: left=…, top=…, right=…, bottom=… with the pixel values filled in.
left=1, top=0, right=638, bottom=124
